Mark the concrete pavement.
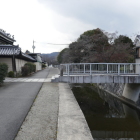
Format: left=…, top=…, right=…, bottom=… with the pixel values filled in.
left=14, top=68, right=93, bottom=140
left=0, top=67, right=93, bottom=140
left=57, top=83, right=93, bottom=140
left=0, top=68, right=58, bottom=140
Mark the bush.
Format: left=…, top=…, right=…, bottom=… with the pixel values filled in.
left=8, top=71, right=14, bottom=77
left=42, top=64, right=46, bottom=68
left=25, top=62, right=36, bottom=73
left=21, top=62, right=36, bottom=76
left=21, top=65, right=30, bottom=76
left=0, top=63, right=8, bottom=83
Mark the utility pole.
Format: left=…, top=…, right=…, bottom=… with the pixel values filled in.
left=32, top=40, right=35, bottom=53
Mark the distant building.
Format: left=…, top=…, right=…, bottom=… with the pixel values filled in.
left=134, top=35, right=140, bottom=59
left=134, top=35, right=140, bottom=73
left=0, top=29, right=42, bottom=75
left=28, top=53, right=42, bottom=71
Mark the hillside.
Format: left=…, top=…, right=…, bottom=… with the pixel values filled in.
left=41, top=52, right=59, bottom=64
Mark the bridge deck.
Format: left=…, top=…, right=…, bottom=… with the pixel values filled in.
left=52, top=74, right=140, bottom=83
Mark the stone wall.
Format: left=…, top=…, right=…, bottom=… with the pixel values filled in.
left=97, top=83, right=125, bottom=96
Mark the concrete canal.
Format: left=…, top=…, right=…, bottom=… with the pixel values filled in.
left=71, top=84, right=140, bottom=140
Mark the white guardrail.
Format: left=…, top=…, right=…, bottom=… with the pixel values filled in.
left=54, top=63, right=140, bottom=75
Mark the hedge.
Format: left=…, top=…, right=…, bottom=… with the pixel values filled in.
left=21, top=62, right=36, bottom=76
left=8, top=71, right=14, bottom=77
left=0, top=63, right=8, bottom=83
left=42, top=63, right=46, bottom=68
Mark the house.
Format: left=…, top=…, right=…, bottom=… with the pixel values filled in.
left=133, top=35, right=140, bottom=73
left=0, top=29, right=41, bottom=75
left=134, top=35, right=140, bottom=61
left=28, top=53, right=42, bottom=71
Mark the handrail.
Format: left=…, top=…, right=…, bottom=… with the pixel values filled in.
left=54, top=63, right=140, bottom=76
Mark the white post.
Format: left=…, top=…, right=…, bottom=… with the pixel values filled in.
left=124, top=64, right=125, bottom=74
left=66, top=65, right=68, bottom=75
left=84, top=64, right=85, bottom=74
left=107, top=64, right=108, bottom=74
left=118, top=64, right=120, bottom=75
left=68, top=64, right=70, bottom=75
left=90, top=64, right=92, bottom=75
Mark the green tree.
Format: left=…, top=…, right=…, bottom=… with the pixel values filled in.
left=57, top=48, right=70, bottom=64
left=58, top=28, right=135, bottom=63
left=114, top=35, right=134, bottom=47
left=0, top=63, right=8, bottom=83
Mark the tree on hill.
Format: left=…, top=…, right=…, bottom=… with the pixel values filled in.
left=58, top=28, right=134, bottom=63
left=114, top=35, right=134, bottom=47
left=57, top=48, right=70, bottom=64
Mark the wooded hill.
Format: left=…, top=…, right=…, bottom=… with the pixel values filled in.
left=41, top=52, right=59, bottom=65
left=57, top=28, right=134, bottom=64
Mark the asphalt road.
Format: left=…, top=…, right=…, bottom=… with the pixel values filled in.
left=0, top=68, right=55, bottom=140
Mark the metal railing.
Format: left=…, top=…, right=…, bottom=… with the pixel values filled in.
left=55, top=63, right=140, bottom=75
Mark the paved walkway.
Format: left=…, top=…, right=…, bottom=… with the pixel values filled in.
left=0, top=68, right=59, bottom=140
left=15, top=82, right=59, bottom=140
left=14, top=68, right=93, bottom=140
left=4, top=78, right=52, bottom=82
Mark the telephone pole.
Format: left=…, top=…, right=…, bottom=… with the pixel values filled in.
left=32, top=40, right=35, bottom=53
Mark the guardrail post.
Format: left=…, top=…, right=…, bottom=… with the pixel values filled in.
left=90, top=64, right=92, bottom=75
left=118, top=64, right=120, bottom=75
left=84, top=64, right=85, bottom=74
left=60, top=66, right=63, bottom=76
left=124, top=64, right=125, bottom=74
left=107, top=64, right=108, bottom=74
left=68, top=64, right=70, bottom=75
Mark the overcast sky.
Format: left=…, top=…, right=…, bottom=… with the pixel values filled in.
left=1, top=0, right=140, bottom=53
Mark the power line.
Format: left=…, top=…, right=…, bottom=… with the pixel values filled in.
left=35, top=41, right=70, bottom=45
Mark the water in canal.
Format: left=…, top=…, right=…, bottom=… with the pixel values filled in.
left=71, top=84, right=140, bottom=140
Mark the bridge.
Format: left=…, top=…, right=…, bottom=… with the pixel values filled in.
left=52, top=63, right=140, bottom=83
left=52, top=63, right=140, bottom=103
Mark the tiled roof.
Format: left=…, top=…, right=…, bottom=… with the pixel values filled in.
left=21, top=52, right=36, bottom=61
left=0, top=45, right=36, bottom=61
left=0, top=45, right=20, bottom=55
left=0, top=30, right=15, bottom=43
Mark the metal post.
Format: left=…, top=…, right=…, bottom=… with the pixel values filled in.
left=32, top=40, right=35, bottom=53
left=68, top=64, right=70, bottom=75
left=118, top=64, right=120, bottom=75
left=107, top=64, right=108, bottom=74
left=124, top=64, right=125, bottom=74
left=84, top=64, right=85, bottom=74
left=90, top=64, right=92, bottom=75
left=66, top=65, right=68, bottom=75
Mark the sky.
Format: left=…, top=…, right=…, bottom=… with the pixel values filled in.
left=1, top=0, right=140, bottom=54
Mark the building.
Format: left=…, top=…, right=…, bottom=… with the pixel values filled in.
left=0, top=29, right=39, bottom=75
left=134, top=35, right=140, bottom=73
left=28, top=53, right=42, bottom=71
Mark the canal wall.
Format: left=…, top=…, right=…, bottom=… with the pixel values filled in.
left=96, top=83, right=140, bottom=110
left=97, top=83, right=125, bottom=96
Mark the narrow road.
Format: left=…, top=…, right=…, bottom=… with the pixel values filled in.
left=0, top=68, right=58, bottom=140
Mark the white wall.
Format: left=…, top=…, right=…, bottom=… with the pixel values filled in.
left=135, top=59, right=140, bottom=74
left=15, top=59, right=28, bottom=73
left=34, top=62, right=42, bottom=71
left=0, top=58, right=13, bottom=72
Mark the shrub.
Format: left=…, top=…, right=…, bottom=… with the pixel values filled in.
left=42, top=64, right=46, bottom=68
left=8, top=71, right=15, bottom=77
left=0, top=63, right=8, bottom=83
left=21, top=62, right=36, bottom=76
left=25, top=62, right=36, bottom=73
left=21, top=65, right=30, bottom=76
